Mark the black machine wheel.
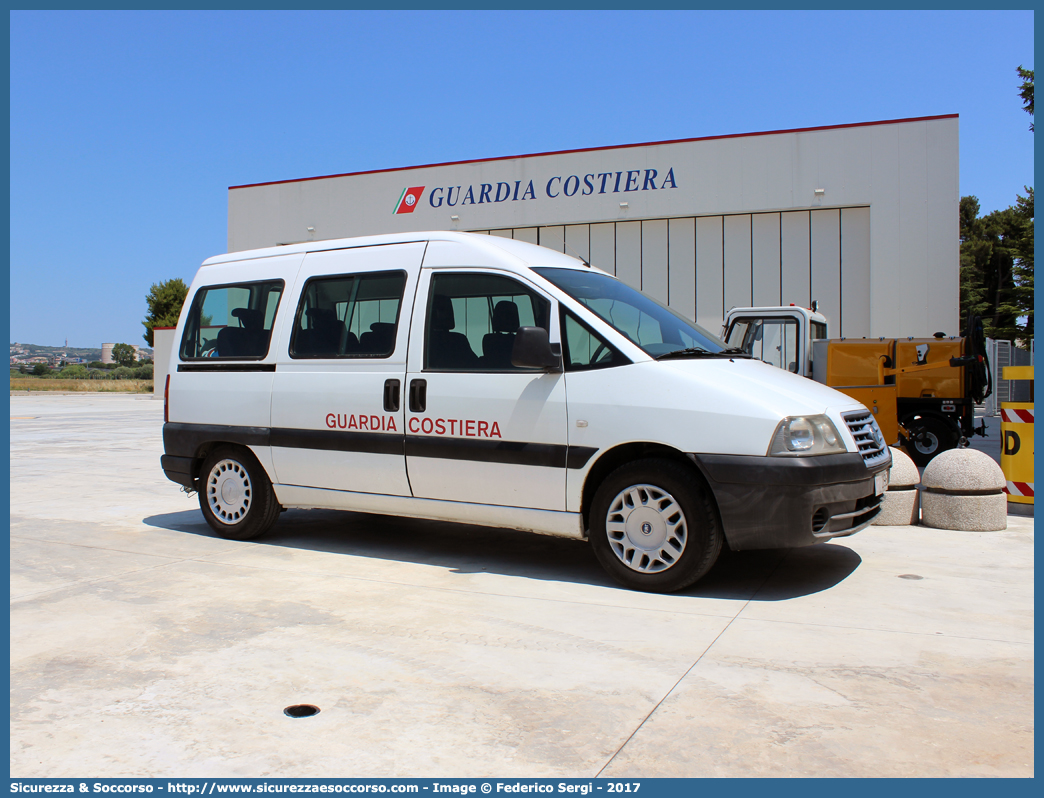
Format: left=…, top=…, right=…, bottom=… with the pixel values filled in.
left=589, top=459, right=722, bottom=593
left=198, top=446, right=282, bottom=540
left=902, top=415, right=957, bottom=468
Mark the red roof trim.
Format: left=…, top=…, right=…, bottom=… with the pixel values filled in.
left=228, top=114, right=959, bottom=191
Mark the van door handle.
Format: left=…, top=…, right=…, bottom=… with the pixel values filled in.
left=409, top=379, right=426, bottom=413
left=384, top=379, right=400, bottom=412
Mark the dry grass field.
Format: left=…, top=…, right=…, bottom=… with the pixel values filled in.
left=10, top=377, right=153, bottom=393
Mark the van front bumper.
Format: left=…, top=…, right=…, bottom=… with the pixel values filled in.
left=689, top=451, right=890, bottom=551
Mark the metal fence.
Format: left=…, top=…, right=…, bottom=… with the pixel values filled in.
left=984, top=338, right=1035, bottom=415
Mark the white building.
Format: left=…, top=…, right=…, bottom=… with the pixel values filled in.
left=226, top=114, right=959, bottom=339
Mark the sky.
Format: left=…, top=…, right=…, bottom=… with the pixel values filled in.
left=9, top=9, right=1035, bottom=349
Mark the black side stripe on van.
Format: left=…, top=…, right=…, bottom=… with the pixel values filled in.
left=163, top=422, right=598, bottom=469
left=163, top=423, right=271, bottom=458
left=178, top=363, right=277, bottom=373
left=270, top=427, right=404, bottom=456
left=406, top=436, right=597, bottom=469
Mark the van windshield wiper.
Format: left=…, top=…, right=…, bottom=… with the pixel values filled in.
left=655, top=347, right=751, bottom=361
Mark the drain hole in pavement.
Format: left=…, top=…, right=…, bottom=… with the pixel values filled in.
left=284, top=704, right=320, bottom=718
left=898, top=574, right=924, bottom=580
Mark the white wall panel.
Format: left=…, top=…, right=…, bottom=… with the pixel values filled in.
left=538, top=225, right=565, bottom=253
left=723, top=215, right=752, bottom=312
left=668, top=218, right=696, bottom=321
left=810, top=209, right=841, bottom=330
left=926, top=118, right=960, bottom=335
left=641, top=219, right=668, bottom=303
left=897, top=123, right=929, bottom=338
left=841, top=207, right=871, bottom=338
left=696, top=216, right=724, bottom=330
left=780, top=211, right=810, bottom=307
left=589, top=223, right=615, bottom=275
left=615, top=221, right=642, bottom=291
left=869, top=124, right=901, bottom=336
left=228, top=118, right=959, bottom=340
left=565, top=224, right=591, bottom=263
left=751, top=213, right=781, bottom=306
left=512, top=227, right=538, bottom=245
left=489, top=229, right=513, bottom=238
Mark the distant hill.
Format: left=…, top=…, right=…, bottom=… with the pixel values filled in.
left=10, top=343, right=153, bottom=361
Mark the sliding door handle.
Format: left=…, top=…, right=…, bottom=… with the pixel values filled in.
left=383, top=379, right=400, bottom=412
left=408, top=379, right=426, bottom=413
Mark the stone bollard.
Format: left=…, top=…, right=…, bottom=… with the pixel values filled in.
left=873, top=447, right=920, bottom=525
left=921, top=448, right=1007, bottom=531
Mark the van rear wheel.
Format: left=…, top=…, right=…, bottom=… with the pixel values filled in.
left=198, top=446, right=281, bottom=540
left=589, top=459, right=722, bottom=593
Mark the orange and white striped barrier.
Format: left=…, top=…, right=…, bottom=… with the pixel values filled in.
left=1000, top=400, right=1034, bottom=505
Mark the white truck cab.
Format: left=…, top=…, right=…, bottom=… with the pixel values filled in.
left=162, top=231, right=890, bottom=592
left=722, top=305, right=830, bottom=377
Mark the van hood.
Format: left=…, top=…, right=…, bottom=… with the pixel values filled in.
left=654, top=356, right=865, bottom=416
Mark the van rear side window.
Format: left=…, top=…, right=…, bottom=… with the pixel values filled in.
left=290, top=270, right=407, bottom=359
left=180, top=280, right=284, bottom=360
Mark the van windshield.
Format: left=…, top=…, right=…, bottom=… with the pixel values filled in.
left=533, top=267, right=732, bottom=359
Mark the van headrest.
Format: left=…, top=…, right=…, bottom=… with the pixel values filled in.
left=431, top=295, right=455, bottom=331
left=231, top=307, right=264, bottom=330
left=491, top=301, right=520, bottom=333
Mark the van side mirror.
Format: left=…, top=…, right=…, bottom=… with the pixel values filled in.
left=511, top=327, right=561, bottom=370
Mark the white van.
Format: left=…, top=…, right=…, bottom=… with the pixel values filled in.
left=161, top=231, right=890, bottom=592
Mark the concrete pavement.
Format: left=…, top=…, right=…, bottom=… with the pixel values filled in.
left=9, top=394, right=1034, bottom=777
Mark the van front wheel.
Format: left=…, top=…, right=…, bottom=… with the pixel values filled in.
left=589, top=459, right=722, bottom=593
left=198, top=446, right=281, bottom=540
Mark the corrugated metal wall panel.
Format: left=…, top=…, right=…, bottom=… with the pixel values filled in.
left=589, top=223, right=616, bottom=275
left=751, top=213, right=782, bottom=306
left=780, top=211, right=810, bottom=307
left=615, top=221, right=642, bottom=291
left=538, top=225, right=565, bottom=253
left=841, top=207, right=871, bottom=337
left=810, top=209, right=841, bottom=330
left=564, top=224, right=590, bottom=263
left=723, top=215, right=752, bottom=312
left=696, top=216, right=724, bottom=330
left=668, top=218, right=696, bottom=321
left=641, top=219, right=669, bottom=303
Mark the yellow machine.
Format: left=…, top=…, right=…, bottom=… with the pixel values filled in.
left=723, top=305, right=992, bottom=466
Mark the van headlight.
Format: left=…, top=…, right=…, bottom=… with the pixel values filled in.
left=768, top=415, right=846, bottom=456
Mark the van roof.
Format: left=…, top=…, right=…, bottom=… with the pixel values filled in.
left=202, top=230, right=591, bottom=273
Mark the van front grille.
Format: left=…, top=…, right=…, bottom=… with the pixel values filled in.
left=842, top=410, right=890, bottom=469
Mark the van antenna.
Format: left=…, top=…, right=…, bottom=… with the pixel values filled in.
left=563, top=242, right=592, bottom=268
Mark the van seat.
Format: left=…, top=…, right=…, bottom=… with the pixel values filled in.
left=428, top=294, right=478, bottom=370
left=482, top=301, right=520, bottom=369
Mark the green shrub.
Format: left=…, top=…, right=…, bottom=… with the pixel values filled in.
left=59, top=365, right=90, bottom=379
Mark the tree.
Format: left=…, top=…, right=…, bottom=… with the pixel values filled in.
left=142, top=278, right=188, bottom=347
left=960, top=190, right=1033, bottom=346
left=111, top=343, right=136, bottom=367
left=1018, top=66, right=1034, bottom=131
left=31, top=363, right=49, bottom=376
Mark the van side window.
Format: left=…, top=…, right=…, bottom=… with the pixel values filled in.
left=561, top=309, right=629, bottom=371
left=291, top=270, right=407, bottom=359
left=180, top=280, right=284, bottom=360
left=425, top=272, right=551, bottom=371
